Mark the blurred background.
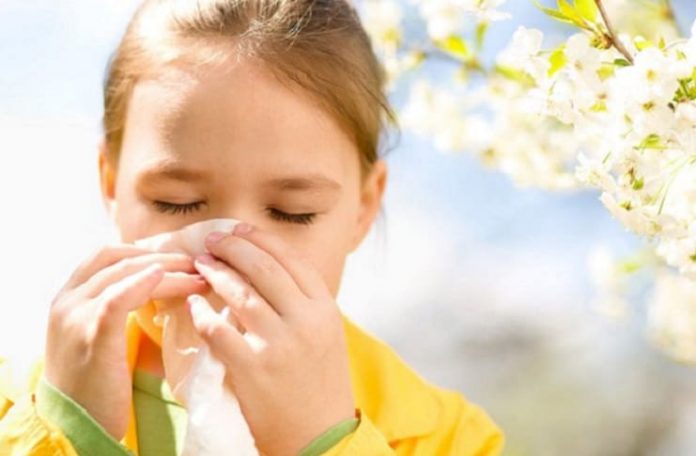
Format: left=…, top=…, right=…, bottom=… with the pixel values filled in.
left=1, top=1, right=695, bottom=454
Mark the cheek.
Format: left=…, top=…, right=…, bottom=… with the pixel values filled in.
left=304, top=251, right=345, bottom=298
left=113, top=189, right=142, bottom=243
left=295, top=230, right=350, bottom=298
left=309, top=198, right=360, bottom=295
left=322, top=258, right=346, bottom=298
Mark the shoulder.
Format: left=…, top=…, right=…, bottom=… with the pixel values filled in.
left=341, top=315, right=504, bottom=453
left=428, top=387, right=504, bottom=454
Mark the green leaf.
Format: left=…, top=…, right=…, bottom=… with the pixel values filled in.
left=532, top=0, right=577, bottom=25
left=613, top=58, right=631, bottom=67
left=575, top=0, right=599, bottom=21
left=619, top=258, right=643, bottom=274
left=493, top=64, right=536, bottom=86
left=557, top=0, right=586, bottom=27
left=637, top=134, right=667, bottom=150
left=545, top=9, right=576, bottom=24
left=632, top=177, right=644, bottom=190
left=634, top=36, right=654, bottom=51
left=658, top=36, right=666, bottom=50
left=548, top=44, right=567, bottom=77
left=557, top=0, right=577, bottom=18
left=434, top=35, right=470, bottom=61
left=475, top=22, right=489, bottom=50
left=590, top=100, right=607, bottom=112
left=597, top=63, right=615, bottom=80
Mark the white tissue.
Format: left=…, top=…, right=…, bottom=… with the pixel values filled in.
left=134, top=218, right=259, bottom=456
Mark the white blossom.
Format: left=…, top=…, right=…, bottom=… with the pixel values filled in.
left=415, top=0, right=510, bottom=40
left=373, top=0, right=696, bottom=362
left=497, top=26, right=548, bottom=82
left=361, top=0, right=403, bottom=52
left=501, top=27, right=696, bottom=277
left=400, top=79, right=492, bottom=152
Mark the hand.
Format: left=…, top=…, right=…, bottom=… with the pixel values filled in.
left=189, top=223, right=355, bottom=456
left=44, top=244, right=210, bottom=440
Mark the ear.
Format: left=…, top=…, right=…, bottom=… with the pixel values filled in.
left=98, top=139, right=118, bottom=222
left=349, top=159, right=388, bottom=253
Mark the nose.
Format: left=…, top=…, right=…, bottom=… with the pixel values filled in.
left=206, top=208, right=259, bottom=229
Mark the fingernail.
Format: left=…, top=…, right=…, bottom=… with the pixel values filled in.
left=233, top=223, right=253, bottom=236
left=206, top=231, right=227, bottom=244
left=195, top=254, right=216, bottom=265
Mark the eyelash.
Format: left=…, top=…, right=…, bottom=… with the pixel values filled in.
left=152, top=201, right=317, bottom=225
left=152, top=201, right=206, bottom=215
left=267, top=208, right=316, bottom=225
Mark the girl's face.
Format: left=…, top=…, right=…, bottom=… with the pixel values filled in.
left=98, top=59, right=387, bottom=297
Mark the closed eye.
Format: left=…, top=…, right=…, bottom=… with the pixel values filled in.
left=152, top=200, right=206, bottom=215
left=267, top=208, right=316, bottom=225
left=152, top=201, right=316, bottom=225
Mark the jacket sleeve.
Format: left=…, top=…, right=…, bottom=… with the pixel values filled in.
left=298, top=415, right=359, bottom=456
left=34, top=376, right=133, bottom=456
left=321, top=410, right=395, bottom=455
left=322, top=392, right=504, bottom=456
left=0, top=357, right=78, bottom=455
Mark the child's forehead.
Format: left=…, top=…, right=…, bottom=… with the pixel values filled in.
left=132, top=67, right=205, bottom=112
left=134, top=56, right=269, bottom=99
left=120, top=58, right=358, bottom=177
left=127, top=58, right=336, bottom=139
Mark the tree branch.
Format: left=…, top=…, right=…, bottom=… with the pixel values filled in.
left=594, top=0, right=634, bottom=64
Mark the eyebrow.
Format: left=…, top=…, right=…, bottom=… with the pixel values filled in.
left=137, top=161, right=210, bottom=183
left=263, top=173, right=342, bottom=192
left=136, top=161, right=341, bottom=192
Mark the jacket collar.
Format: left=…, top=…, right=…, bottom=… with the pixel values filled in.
left=121, top=311, right=442, bottom=452
left=123, top=313, right=144, bottom=455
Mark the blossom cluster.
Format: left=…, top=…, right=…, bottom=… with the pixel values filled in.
left=363, top=0, right=696, bottom=276
left=360, top=0, right=696, bottom=363
left=507, top=24, right=696, bottom=280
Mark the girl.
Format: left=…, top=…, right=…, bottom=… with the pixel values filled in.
left=0, top=0, right=504, bottom=454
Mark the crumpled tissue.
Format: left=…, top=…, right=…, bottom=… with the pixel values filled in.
left=133, top=218, right=259, bottom=456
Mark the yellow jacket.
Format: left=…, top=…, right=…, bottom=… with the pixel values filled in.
left=0, top=312, right=503, bottom=455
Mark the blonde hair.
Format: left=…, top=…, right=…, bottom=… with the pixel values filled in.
left=102, top=0, right=397, bottom=181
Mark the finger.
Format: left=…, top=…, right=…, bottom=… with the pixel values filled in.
left=150, top=271, right=210, bottom=300
left=188, top=294, right=252, bottom=370
left=82, top=253, right=196, bottom=299
left=205, top=234, right=306, bottom=317
left=194, top=254, right=283, bottom=337
left=64, top=244, right=153, bottom=290
left=228, top=223, right=330, bottom=300
left=94, top=263, right=166, bottom=334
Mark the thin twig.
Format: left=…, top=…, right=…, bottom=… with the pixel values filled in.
left=417, top=44, right=486, bottom=72
left=420, top=48, right=466, bottom=65
left=594, top=0, right=634, bottom=64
